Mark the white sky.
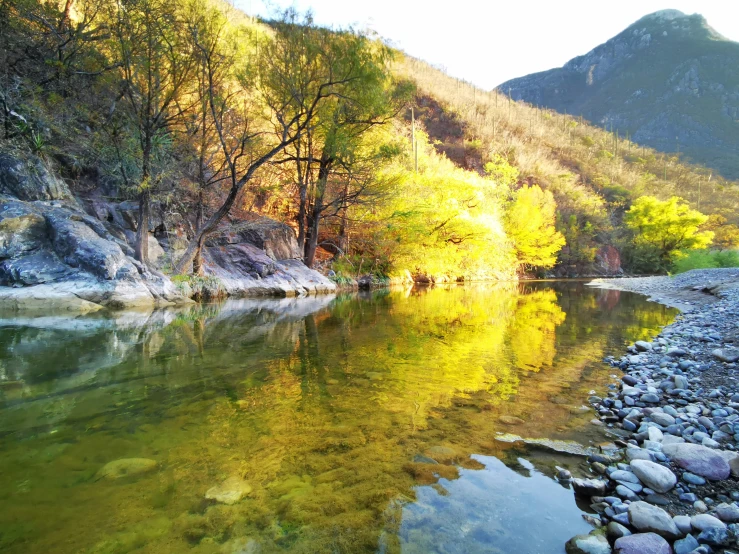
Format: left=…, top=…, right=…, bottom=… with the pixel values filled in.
left=232, top=0, right=739, bottom=90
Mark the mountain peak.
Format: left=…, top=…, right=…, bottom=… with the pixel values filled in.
left=497, top=10, right=739, bottom=178
left=641, top=9, right=687, bottom=22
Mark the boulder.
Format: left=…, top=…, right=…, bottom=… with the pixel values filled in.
left=204, top=242, right=276, bottom=279
left=629, top=460, right=676, bottom=493
left=714, top=502, right=739, bottom=523
left=607, top=522, right=632, bottom=540
left=662, top=443, right=731, bottom=480
left=673, top=534, right=699, bottom=554
left=47, top=208, right=139, bottom=281
left=0, top=201, right=47, bottom=257
left=0, top=251, right=73, bottom=285
left=594, top=245, right=622, bottom=275
left=696, top=527, right=730, bottom=546
left=208, top=218, right=301, bottom=260
left=628, top=501, right=681, bottom=539
left=635, top=341, right=653, bottom=352
left=613, top=533, right=672, bottom=554
left=715, top=450, right=739, bottom=478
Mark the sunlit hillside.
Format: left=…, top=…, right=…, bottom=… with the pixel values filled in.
left=395, top=56, right=739, bottom=274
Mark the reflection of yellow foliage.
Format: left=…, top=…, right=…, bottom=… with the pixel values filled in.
left=508, top=290, right=567, bottom=372
left=0, top=285, right=677, bottom=554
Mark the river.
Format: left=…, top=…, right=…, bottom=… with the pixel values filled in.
left=0, top=281, right=677, bottom=553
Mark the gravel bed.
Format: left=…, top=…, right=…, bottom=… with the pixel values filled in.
left=562, top=269, right=739, bottom=554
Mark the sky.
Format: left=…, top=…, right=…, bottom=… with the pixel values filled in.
left=232, top=0, right=739, bottom=90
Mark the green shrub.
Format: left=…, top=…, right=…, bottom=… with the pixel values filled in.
left=672, top=249, right=739, bottom=274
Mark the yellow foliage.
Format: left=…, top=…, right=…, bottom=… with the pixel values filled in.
left=505, top=185, right=566, bottom=269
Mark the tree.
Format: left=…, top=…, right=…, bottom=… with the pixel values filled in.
left=172, top=9, right=366, bottom=275
left=110, top=0, right=196, bottom=265
left=704, top=214, right=739, bottom=251
left=505, top=185, right=565, bottom=270
left=624, top=196, right=713, bottom=267
left=273, top=22, right=405, bottom=267
left=177, top=0, right=249, bottom=273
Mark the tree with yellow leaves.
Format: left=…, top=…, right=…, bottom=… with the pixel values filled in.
left=624, top=196, right=713, bottom=269
left=504, top=185, right=566, bottom=271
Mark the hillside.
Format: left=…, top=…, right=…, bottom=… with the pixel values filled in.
left=1, top=0, right=737, bottom=295
left=395, top=55, right=739, bottom=274
left=497, top=10, right=739, bottom=179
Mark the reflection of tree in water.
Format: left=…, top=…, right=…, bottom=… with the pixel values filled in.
left=0, top=286, right=676, bottom=554
left=507, top=289, right=567, bottom=374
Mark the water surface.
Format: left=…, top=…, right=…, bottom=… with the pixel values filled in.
left=0, top=282, right=676, bottom=553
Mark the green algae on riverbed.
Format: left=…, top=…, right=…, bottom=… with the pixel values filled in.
left=0, top=283, right=676, bottom=553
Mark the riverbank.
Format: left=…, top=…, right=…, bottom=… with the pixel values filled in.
left=562, top=269, right=739, bottom=554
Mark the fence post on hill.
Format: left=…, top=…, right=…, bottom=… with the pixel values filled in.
left=411, top=107, right=418, bottom=173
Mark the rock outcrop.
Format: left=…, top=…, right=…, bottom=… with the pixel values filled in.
left=0, top=150, right=335, bottom=311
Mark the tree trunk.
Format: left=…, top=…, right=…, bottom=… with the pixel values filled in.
left=297, top=180, right=307, bottom=253
left=304, top=156, right=331, bottom=268
left=295, top=141, right=307, bottom=252
left=135, top=140, right=152, bottom=265
left=135, top=188, right=150, bottom=264
left=336, top=181, right=350, bottom=257
left=193, top=246, right=203, bottom=275
left=173, top=182, right=240, bottom=274
left=193, top=189, right=204, bottom=274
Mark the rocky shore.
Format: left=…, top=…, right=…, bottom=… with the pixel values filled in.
left=562, top=269, right=739, bottom=554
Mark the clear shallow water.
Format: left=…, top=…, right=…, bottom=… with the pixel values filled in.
left=0, top=282, right=676, bottom=554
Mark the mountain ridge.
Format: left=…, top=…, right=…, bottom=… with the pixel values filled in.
left=497, top=10, right=739, bottom=178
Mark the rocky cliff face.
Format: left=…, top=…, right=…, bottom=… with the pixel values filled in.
left=0, top=150, right=335, bottom=312
left=498, top=10, right=739, bottom=179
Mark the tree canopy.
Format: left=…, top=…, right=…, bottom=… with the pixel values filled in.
left=504, top=185, right=566, bottom=271
left=624, top=195, right=714, bottom=267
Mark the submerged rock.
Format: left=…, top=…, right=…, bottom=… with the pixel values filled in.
left=498, top=415, right=526, bottom=425
left=494, top=433, right=598, bottom=457
left=96, top=458, right=158, bottom=480
left=205, top=476, right=252, bottom=505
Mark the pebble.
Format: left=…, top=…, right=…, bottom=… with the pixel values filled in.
left=96, top=458, right=158, bottom=480
left=204, top=476, right=252, bottom=505
left=673, top=534, right=699, bottom=554
left=681, top=472, right=706, bottom=485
